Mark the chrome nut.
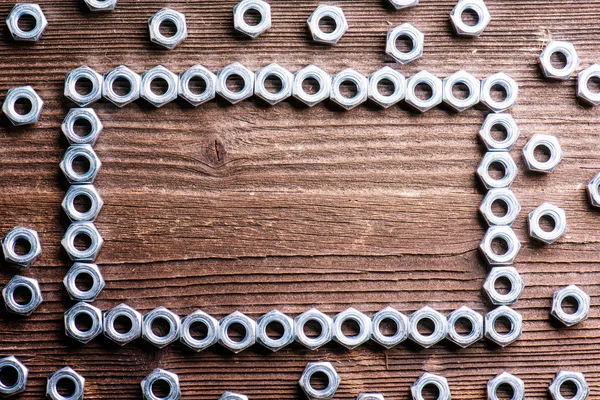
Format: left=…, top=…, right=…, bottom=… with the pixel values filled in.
left=539, top=40, right=580, bottom=80
left=256, top=309, right=294, bottom=352
left=0, top=356, right=28, bottom=397
left=103, top=303, right=142, bottom=345
left=450, top=0, right=491, bottom=37
left=487, top=372, right=525, bottom=400
left=63, top=262, right=105, bottom=302
left=387, top=0, right=418, bottom=9
left=332, top=307, right=371, bottom=349
left=551, top=285, right=590, bottom=326
left=479, top=188, right=521, bottom=226
left=2, top=86, right=43, bottom=126
left=587, top=172, right=600, bottom=207
left=102, top=65, right=141, bottom=107
left=179, top=65, right=217, bottom=106
left=142, top=306, right=181, bottom=348
left=386, top=23, right=424, bottom=65
left=577, top=64, right=600, bottom=106
left=294, top=308, right=333, bottom=350
left=549, top=371, right=589, bottom=400
left=141, top=369, right=181, bottom=400
left=219, top=392, right=248, bottom=400
left=299, top=362, right=340, bottom=400
left=480, top=73, right=519, bottom=113
left=6, top=4, right=48, bottom=41
left=407, top=306, right=448, bottom=348
left=293, top=65, right=331, bottom=107
left=59, top=144, right=102, bottom=184
left=522, top=134, right=563, bottom=173
left=64, top=66, right=104, bottom=107
left=180, top=310, right=219, bottom=351
left=2, top=226, right=42, bottom=268
left=483, top=267, right=525, bottom=306
left=368, top=67, right=406, bottom=108
left=370, top=306, right=408, bottom=348
left=405, top=71, right=443, bottom=112
left=528, top=202, right=567, bottom=244
left=357, top=394, right=384, bottom=400
left=307, top=5, right=348, bottom=45
left=84, top=0, right=117, bottom=12
left=479, top=225, right=521, bottom=266
left=218, top=311, right=256, bottom=353
left=443, top=70, right=480, bottom=112
left=64, top=302, right=103, bottom=344
left=411, top=373, right=451, bottom=400
left=61, top=108, right=103, bottom=146
left=61, top=222, right=104, bottom=262
left=216, top=62, right=255, bottom=104
left=62, top=184, right=104, bottom=222
left=484, top=306, right=523, bottom=347
left=330, top=68, right=369, bottom=110
left=446, top=306, right=484, bottom=347
left=479, top=113, right=520, bottom=151
left=46, top=367, right=85, bottom=400
left=477, top=152, right=518, bottom=190
left=254, top=63, right=294, bottom=105
left=141, top=65, right=179, bottom=108
left=2, top=275, right=43, bottom=316
left=234, top=0, right=271, bottom=38
left=148, top=8, right=188, bottom=50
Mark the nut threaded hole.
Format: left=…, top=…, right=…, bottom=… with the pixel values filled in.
left=559, top=380, right=578, bottom=399
left=73, top=117, right=93, bottom=137
left=454, top=316, right=474, bottom=336
left=72, top=155, right=91, bottom=175
left=452, top=82, right=471, bottom=100
left=56, top=377, right=76, bottom=398
left=114, top=315, right=133, bottom=334
left=13, top=285, right=32, bottom=306
left=112, top=77, right=132, bottom=97
left=490, top=84, right=508, bottom=102
left=14, top=97, right=32, bottom=116
left=243, top=8, right=262, bottom=26
left=487, top=161, right=506, bottom=181
left=75, top=77, right=93, bottom=96
left=225, top=74, right=245, bottom=93
left=17, top=13, right=36, bottom=32
left=378, top=317, right=398, bottom=337
left=493, top=316, right=513, bottom=335
left=339, top=79, right=358, bottom=99
left=265, top=320, right=284, bottom=340
left=152, top=378, right=172, bottom=398
left=533, top=144, right=551, bottom=163
left=13, top=238, right=32, bottom=256
left=74, top=272, right=94, bottom=292
left=150, top=77, right=169, bottom=96
left=318, top=16, right=336, bottom=34
left=151, top=316, right=171, bottom=338
left=394, top=34, right=414, bottom=54
left=74, top=311, right=94, bottom=332
left=494, top=276, right=512, bottom=295
left=490, top=123, right=508, bottom=142
left=340, top=317, right=361, bottom=337
left=226, top=322, right=247, bottom=343
left=188, top=76, right=207, bottom=95
left=74, top=233, right=92, bottom=252
left=302, top=77, right=321, bottom=95
left=264, top=75, right=283, bottom=94
left=460, top=8, right=480, bottom=27
left=491, top=198, right=509, bottom=218
left=158, top=19, right=177, bottom=38
left=188, top=320, right=209, bottom=341
left=421, top=383, right=441, bottom=400
left=416, top=317, right=435, bottom=336
left=495, top=383, right=515, bottom=400
left=377, top=78, right=395, bottom=97
left=309, top=371, right=329, bottom=391
left=587, top=76, right=600, bottom=94
left=560, top=296, right=579, bottom=315
left=73, top=193, right=93, bottom=213
left=303, top=319, right=323, bottom=339
left=550, top=51, right=568, bottom=70
left=491, top=236, right=509, bottom=256
left=539, top=214, right=556, bottom=233
left=415, top=82, right=433, bottom=101
left=0, top=365, right=19, bottom=388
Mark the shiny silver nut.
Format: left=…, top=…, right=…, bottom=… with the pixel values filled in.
left=450, top=0, right=491, bottom=37
left=370, top=306, right=408, bottom=348
left=64, top=66, right=104, bottom=107
left=307, top=5, right=348, bottom=45
left=256, top=309, right=294, bottom=352
left=357, top=394, right=384, bottom=400
left=84, top=0, right=117, bottom=12
left=64, top=302, right=103, bottom=344
left=0, top=356, right=28, bottom=397
left=368, top=67, right=406, bottom=108
left=483, top=266, right=525, bottom=306
left=539, top=40, right=580, bottom=80
left=484, top=306, right=523, bottom=347
left=487, top=372, right=525, bottom=400
left=522, top=134, right=563, bottom=173
left=299, top=362, right=340, bottom=400
left=7, top=4, right=47, bottom=41
left=446, top=306, right=483, bottom=347
left=141, top=65, right=179, bottom=108
left=443, top=70, right=480, bottom=112
left=219, top=392, right=248, bottom=400
left=2, top=275, right=42, bottom=316
left=63, top=262, right=105, bottom=302
left=479, top=113, right=520, bottom=151
left=481, top=73, right=518, bottom=113
left=254, top=63, right=294, bottom=105
left=294, top=308, right=333, bottom=350
left=387, top=0, right=418, bottom=9
left=179, top=65, right=217, bottom=106
left=218, top=311, right=256, bottom=353
left=234, top=0, right=271, bottom=38
left=587, top=172, right=600, bottom=207
left=142, top=306, right=181, bottom=348
left=386, top=23, right=424, bottom=65
left=61, top=108, right=103, bottom=146
left=479, top=188, right=521, bottom=226
left=411, top=373, right=451, bottom=400
left=60, top=144, right=102, bottom=184
left=62, top=184, right=104, bottom=222
left=141, top=369, right=181, bottom=400
left=330, top=68, right=368, bottom=110
left=103, top=303, right=142, bottom=345
left=216, top=62, right=255, bottom=104
left=577, top=64, right=600, bottom=106
left=549, top=371, right=589, bottom=400
left=61, top=222, right=104, bottom=262
left=476, top=152, right=518, bottom=190
left=405, top=71, right=443, bottom=112
left=479, top=225, right=521, bottom=266
left=551, top=285, right=590, bottom=327
left=407, top=306, right=448, bottom=348
left=180, top=310, right=219, bottom=351
left=102, top=65, right=141, bottom=107
left=2, top=86, right=43, bottom=126
left=528, top=202, right=567, bottom=244
left=332, top=307, right=371, bottom=349
left=2, top=226, right=42, bottom=268
left=293, top=65, right=331, bottom=107
left=47, top=367, right=85, bottom=400
left=148, top=8, right=187, bottom=49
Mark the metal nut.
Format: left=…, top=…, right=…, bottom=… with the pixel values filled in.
left=587, top=172, right=600, bottom=207
left=446, top=306, right=483, bottom=347
left=141, top=65, right=179, bottom=108
left=484, top=306, right=523, bottom=347
left=84, top=0, right=117, bottom=12
left=6, top=4, right=47, bottom=41
left=411, top=373, right=451, bottom=400
left=330, top=68, right=368, bottom=110
left=477, top=152, right=518, bottom=190
left=64, top=66, right=104, bottom=107
left=0, top=356, right=28, bottom=397
left=62, top=184, right=104, bottom=222
left=442, top=70, right=480, bottom=112
left=216, top=62, right=255, bottom=104
left=293, top=65, right=331, bottom=107
left=368, top=67, right=406, bottom=108
left=2, top=226, right=42, bottom=268
left=63, top=262, right=105, bottom=302
left=234, top=0, right=271, bottom=38
left=148, top=8, right=187, bottom=49
left=294, top=308, right=333, bottom=350
left=256, top=309, right=294, bottom=352
left=180, top=310, right=219, bottom=351
left=522, top=133, right=563, bottom=173
left=332, top=307, right=371, bottom=349
left=103, top=303, right=142, bottom=345
left=46, top=367, right=85, bottom=400
left=179, top=65, right=217, bottom=106
left=386, top=23, right=424, bottom=65
left=218, top=311, right=256, bottom=353
left=577, top=64, right=600, bottom=106
left=2, top=86, right=43, bottom=126
left=480, top=72, right=519, bottom=113
left=307, top=5, right=348, bottom=45
left=61, top=222, right=104, bottom=262
left=487, top=372, right=524, bottom=400
left=64, top=302, right=103, bottom=344
left=479, top=188, right=521, bottom=226
left=450, top=0, right=491, bottom=37
left=299, top=362, right=340, bottom=400
left=551, top=285, right=590, bottom=326
left=479, top=225, right=521, bottom=266
left=407, top=306, right=448, bottom=348
left=2, top=275, right=43, bottom=316
left=483, top=267, right=525, bottom=306
left=479, top=113, right=520, bottom=151
left=387, top=0, right=419, bottom=9
left=141, top=369, right=181, bottom=400
left=102, top=65, right=141, bottom=107
left=61, top=108, right=103, bottom=146
left=539, top=40, right=580, bottom=80
left=142, top=306, right=181, bottom=348
left=549, top=371, right=589, bottom=400
left=254, top=63, right=294, bottom=105
left=357, top=394, right=384, bottom=400
left=60, top=144, right=102, bottom=184
left=219, top=392, right=248, bottom=400
left=528, top=202, right=567, bottom=244
left=370, top=306, right=408, bottom=348
left=405, top=71, right=443, bottom=112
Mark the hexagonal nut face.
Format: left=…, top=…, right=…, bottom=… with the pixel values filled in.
left=61, top=108, right=103, bottom=146
left=64, top=67, right=104, bottom=107
left=479, top=188, right=521, bottom=227
left=442, top=70, right=481, bottom=112
left=148, top=8, right=188, bottom=49
left=218, top=311, right=256, bottom=353
left=7, top=4, right=48, bottom=41
left=294, top=308, right=333, bottom=350
left=370, top=306, right=408, bottom=348
left=141, top=66, right=179, bottom=108
left=0, top=356, right=28, bottom=396
left=2, top=275, right=43, bottom=316
left=386, top=23, right=424, bottom=65
left=405, top=71, right=443, bottom=112
left=180, top=310, right=219, bottom=351
left=551, top=285, right=590, bottom=327
left=578, top=64, right=600, bottom=106
left=141, top=306, right=181, bottom=348
left=307, top=5, right=348, bottom=45
left=483, top=267, right=525, bottom=306
left=216, top=62, right=255, bottom=104
left=407, top=306, right=448, bottom=348
left=46, top=367, right=85, bottom=400
left=1, top=226, right=42, bottom=268
left=368, top=67, right=406, bottom=108
left=480, top=72, right=519, bottom=113
left=479, top=225, right=521, bottom=266
left=476, top=152, right=518, bottom=190
left=479, top=113, right=520, bottom=152
left=330, top=69, right=369, bottom=110
left=2, top=86, right=44, bottom=126
left=387, top=0, right=418, bottom=10
left=103, top=303, right=143, bottom=345
left=256, top=309, right=294, bottom=351
left=234, top=0, right=271, bottom=38
left=102, top=65, right=141, bottom=107
left=587, top=172, right=600, bottom=207
left=141, top=368, right=181, bottom=400
left=254, top=63, right=294, bottom=105
left=522, top=134, right=563, bottom=173
left=61, top=222, right=104, bottom=262
left=299, top=362, right=341, bottom=400
left=60, top=144, right=102, bottom=184
left=450, top=0, right=491, bottom=37
left=549, top=371, right=589, bottom=400
left=487, top=372, right=525, bottom=400
left=484, top=306, right=523, bottom=347
left=63, top=263, right=105, bottom=302
left=539, top=41, right=580, bottom=80
left=332, top=307, right=371, bottom=349
left=411, top=373, right=451, bottom=400
left=179, top=65, right=217, bottom=106
left=219, top=392, right=248, bottom=400
left=64, top=302, right=103, bottom=344
left=528, top=202, right=567, bottom=244
left=293, top=65, right=332, bottom=107
left=61, top=184, right=104, bottom=222
left=446, top=306, right=484, bottom=347
left=84, top=0, right=117, bottom=12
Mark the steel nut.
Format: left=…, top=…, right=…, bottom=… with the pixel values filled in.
left=61, top=222, right=104, bottom=262
left=330, top=68, right=368, bottom=110
left=411, top=373, right=451, bottom=400
left=60, top=144, right=102, bottom=184
left=528, top=202, right=567, bottom=244
left=254, top=63, right=294, bottom=105
left=141, top=368, right=181, bottom=400
left=64, top=302, right=103, bottom=344
left=7, top=4, right=48, bottom=41
left=479, top=188, right=521, bottom=226
left=142, top=306, right=181, bottom=348
left=483, top=267, right=525, bottom=306
left=386, top=23, right=424, bottom=65
left=62, top=184, right=104, bottom=222
left=2, top=275, right=43, bottom=316
left=357, top=394, right=384, bottom=400
left=294, top=308, right=333, bottom=350
left=179, top=65, right=217, bottom=106
left=370, top=306, right=408, bottom=348
left=446, top=306, right=483, bottom=347
left=180, top=310, right=219, bottom=351
left=368, top=67, right=406, bottom=108
left=479, top=225, right=521, bottom=266
left=2, top=226, right=42, bottom=268
left=443, top=70, right=480, bottom=112
left=141, top=65, right=179, bottom=108
left=484, top=306, right=523, bottom=347
left=577, top=64, right=600, bottom=106
left=551, top=285, right=590, bottom=327
left=84, top=0, right=117, bottom=12
left=102, top=65, right=141, bottom=107
left=480, top=72, right=519, bottom=113
left=61, top=108, right=103, bottom=146
left=479, top=113, right=520, bottom=151
left=299, top=362, right=340, bottom=400
left=522, top=134, right=563, bottom=173
left=487, top=372, right=525, bottom=400
left=539, top=40, right=580, bottom=80
left=307, top=5, right=348, bottom=45
left=218, top=311, right=256, bottom=353
left=587, top=172, right=600, bottom=207
left=148, top=8, right=188, bottom=49
left=64, top=66, right=104, bottom=107
left=387, top=0, right=418, bottom=9
left=234, top=0, right=271, bottom=38
left=332, top=307, right=371, bottom=349
left=405, top=71, right=443, bottom=112
left=46, top=367, right=85, bottom=400
left=63, top=262, right=105, bottom=302
left=450, top=0, right=491, bottom=37
left=0, top=356, right=28, bottom=397
left=407, top=306, right=448, bottom=348
left=216, top=62, right=255, bottom=104
left=256, top=309, right=294, bottom=352
left=2, top=86, right=43, bottom=126
left=476, top=152, right=518, bottom=190
left=549, top=371, right=589, bottom=400
left=293, top=65, right=331, bottom=107
left=103, top=303, right=142, bottom=345
left=219, top=392, right=248, bottom=400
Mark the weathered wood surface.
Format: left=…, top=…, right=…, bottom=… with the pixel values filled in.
left=0, top=0, right=599, bottom=398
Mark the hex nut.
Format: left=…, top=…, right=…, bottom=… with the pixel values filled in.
left=84, top=0, right=117, bottom=12
left=483, top=267, right=525, bottom=306
left=62, top=184, right=104, bottom=222
left=179, top=65, right=217, bottom=106
left=446, top=306, right=484, bottom=347
left=148, top=8, right=188, bottom=50
left=539, top=41, right=580, bottom=80
left=357, top=394, right=384, bottom=400
left=368, top=67, right=406, bottom=108
left=479, top=113, right=520, bottom=151
left=587, top=172, right=600, bottom=208
left=218, top=311, right=256, bottom=353
left=64, top=66, right=104, bottom=107
left=551, top=285, right=590, bottom=327
left=2, top=275, right=43, bottom=316
left=102, top=65, right=141, bottom=107
left=0, top=356, right=28, bottom=397
left=254, top=63, right=294, bottom=105
left=180, top=310, right=219, bottom=351
left=6, top=4, right=48, bottom=41
left=299, top=362, right=341, bottom=400
left=407, top=306, right=448, bottom=348
left=61, top=222, right=104, bottom=262
left=578, top=64, right=600, bottom=106
left=293, top=65, right=331, bottom=107
left=61, top=108, right=103, bottom=146
left=370, top=306, right=408, bottom=348
left=487, top=372, right=525, bottom=400
left=60, top=144, right=102, bottom=184
left=141, top=369, right=181, bottom=400
left=142, top=306, right=181, bottom=348
left=528, top=202, right=567, bottom=244
left=103, top=303, right=142, bottom=345
left=219, top=391, right=248, bottom=400
left=216, top=62, right=255, bottom=104
left=386, top=23, right=424, bottom=65
left=330, top=68, right=369, bottom=110
left=234, top=0, right=271, bottom=38
left=2, top=86, right=43, bottom=126
left=332, top=307, right=371, bottom=349
left=64, top=302, right=103, bottom=344
left=549, top=371, right=589, bottom=400
left=307, top=5, right=348, bottom=45
left=46, top=367, right=85, bottom=400
left=450, top=0, right=491, bottom=37
left=479, top=225, right=521, bottom=266
left=140, top=65, right=179, bottom=108
left=405, top=70, right=443, bottom=112
left=2, top=226, right=42, bottom=268
left=256, top=309, right=294, bottom=352
left=294, top=308, right=333, bottom=350
left=387, top=0, right=419, bottom=9
left=484, top=306, right=523, bottom=347
left=411, top=373, right=451, bottom=400
left=443, top=70, right=480, bottom=111
left=476, top=152, right=519, bottom=190
left=63, top=262, right=105, bottom=302
left=480, top=72, right=519, bottom=113
left=479, top=188, right=521, bottom=226
left=522, top=134, right=563, bottom=173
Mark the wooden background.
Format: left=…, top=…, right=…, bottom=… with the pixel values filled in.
left=0, top=0, right=599, bottom=398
